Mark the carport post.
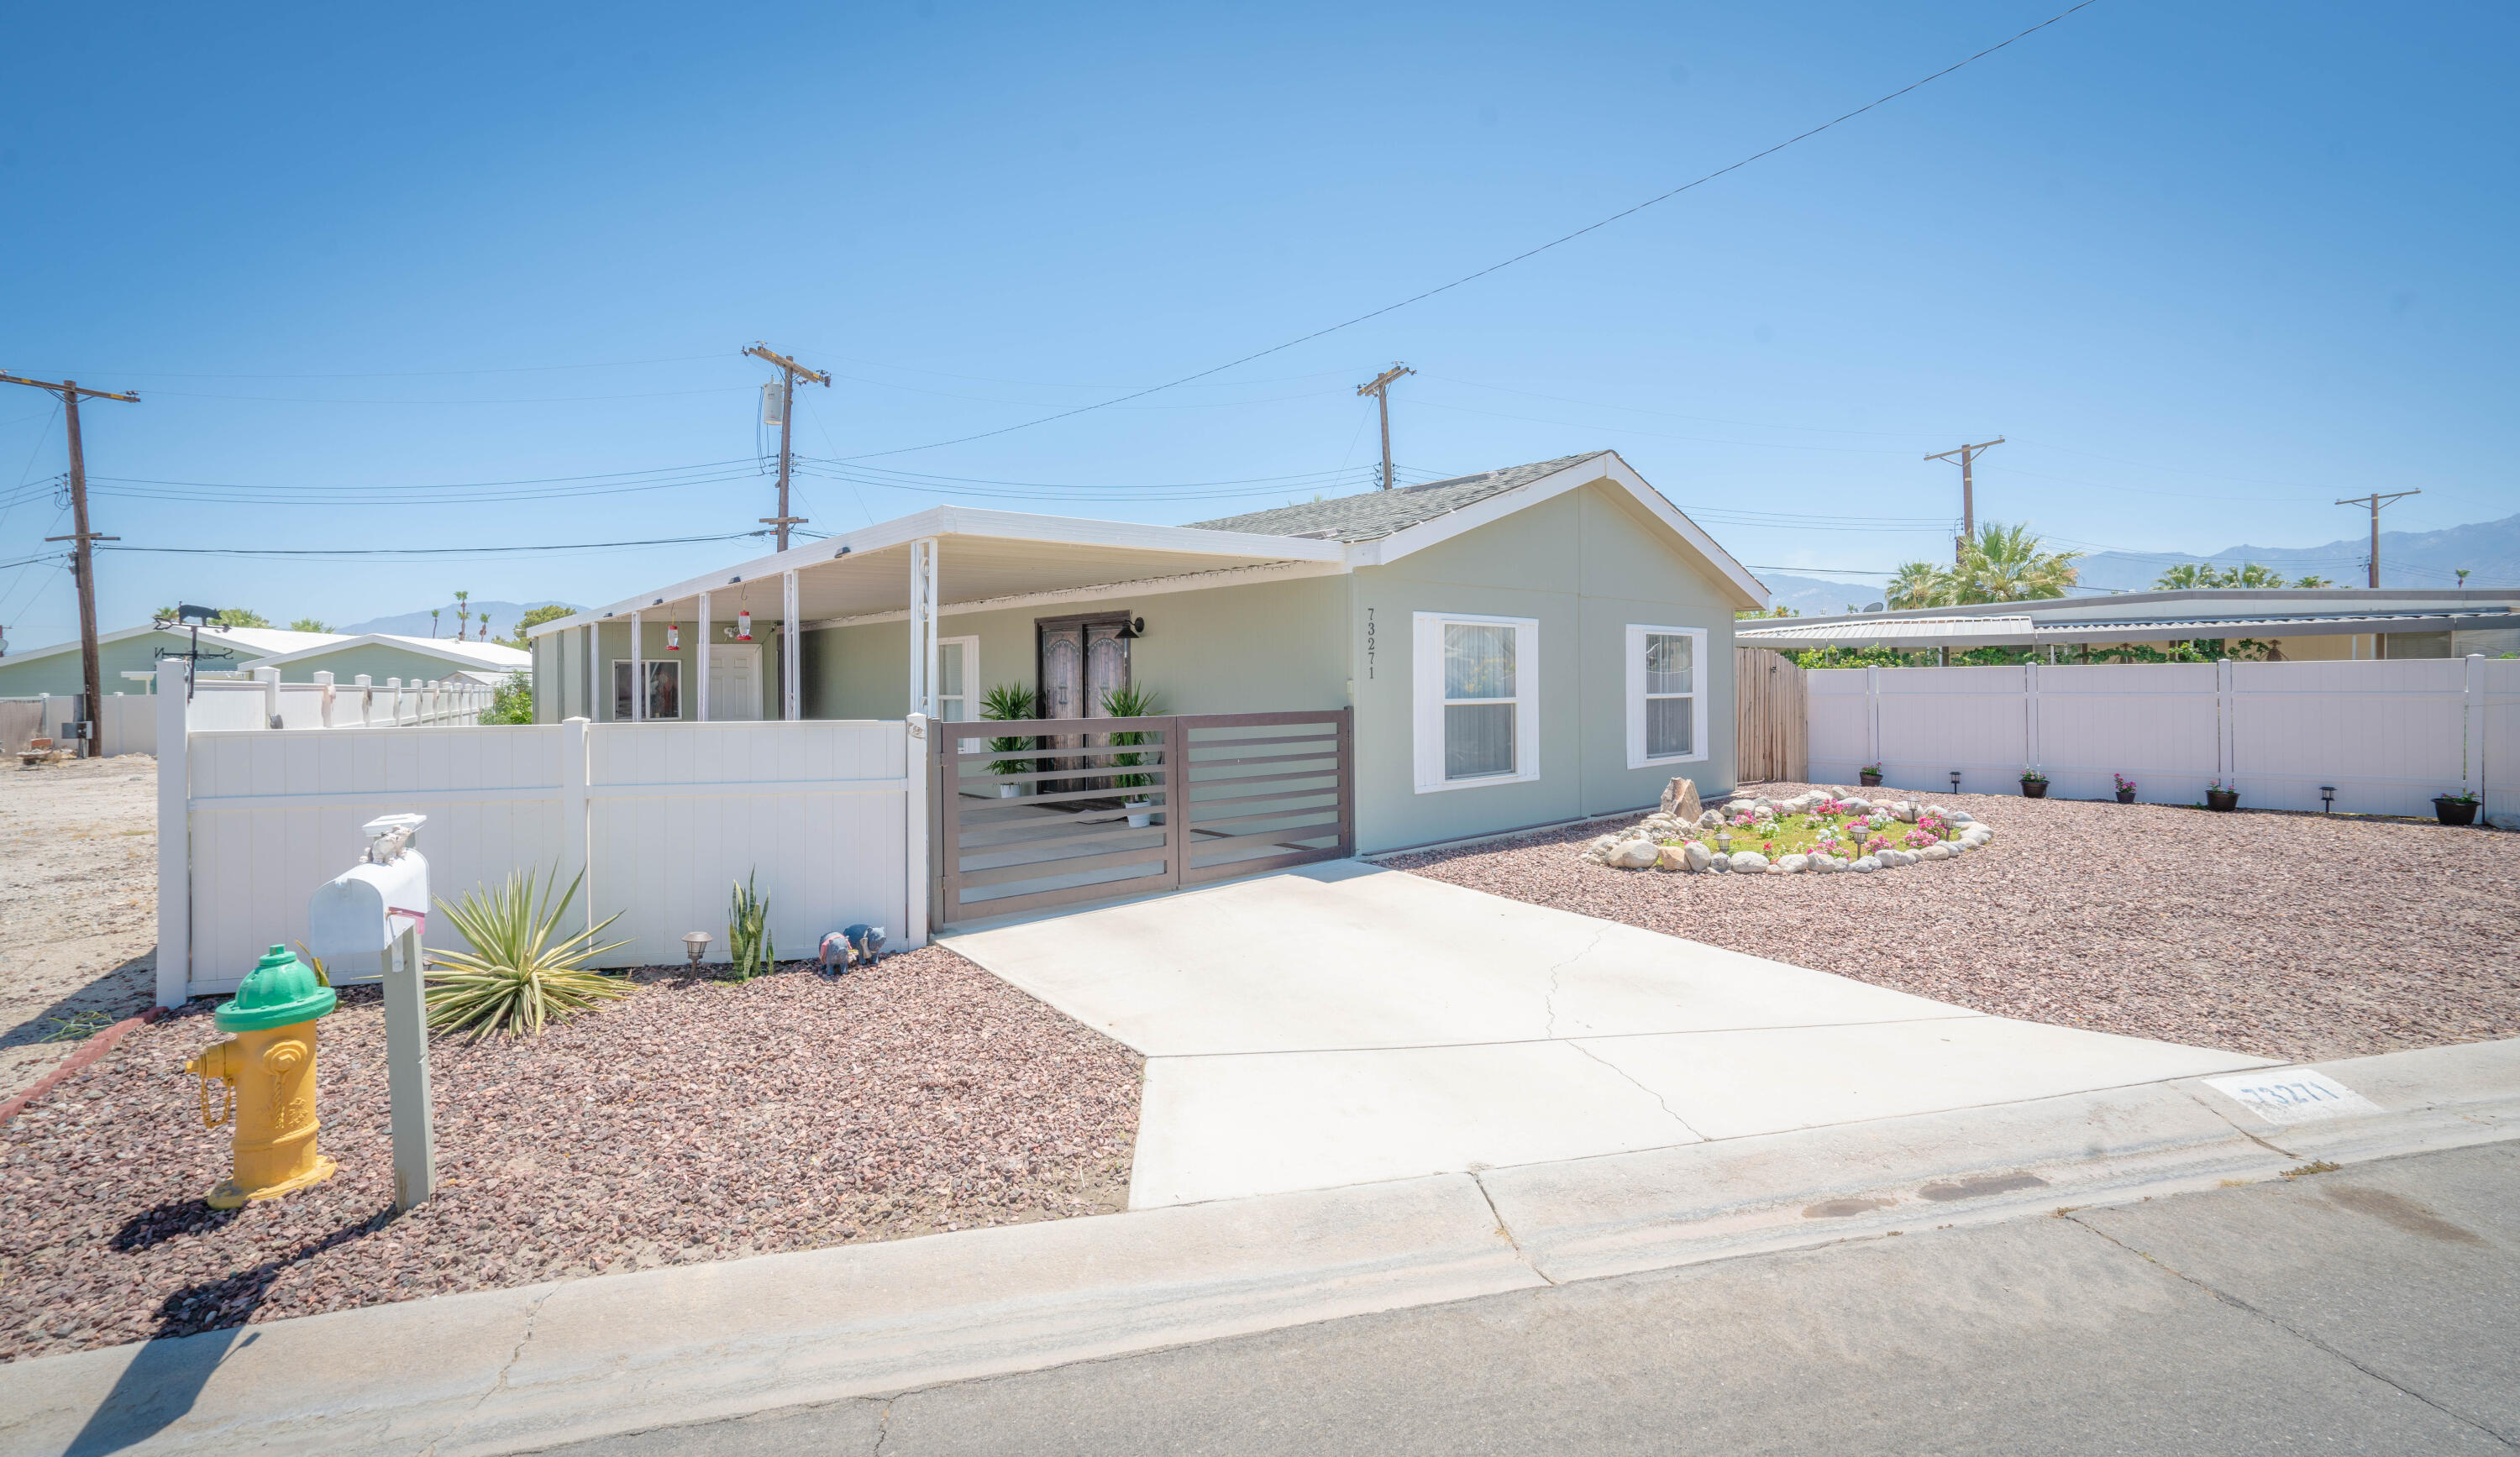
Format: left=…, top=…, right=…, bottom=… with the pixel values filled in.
left=782, top=570, right=800, bottom=719
left=905, top=712, right=931, bottom=950
left=630, top=611, right=643, bottom=722
left=155, top=659, right=189, bottom=1008
left=907, top=536, right=939, bottom=717
left=696, top=591, right=711, bottom=722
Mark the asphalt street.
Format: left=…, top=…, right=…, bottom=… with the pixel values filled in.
left=546, top=1141, right=2519, bottom=1456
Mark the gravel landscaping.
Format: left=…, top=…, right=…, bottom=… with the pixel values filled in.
left=1387, top=783, right=2520, bottom=1064
left=0, top=948, right=1141, bottom=1362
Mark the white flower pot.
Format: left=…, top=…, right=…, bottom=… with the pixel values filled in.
left=998, top=784, right=1023, bottom=799
left=1126, top=799, right=1153, bottom=828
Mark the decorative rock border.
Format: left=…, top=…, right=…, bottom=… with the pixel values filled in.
left=1582, top=789, right=1995, bottom=876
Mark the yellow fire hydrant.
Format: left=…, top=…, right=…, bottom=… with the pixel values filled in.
left=187, top=944, right=339, bottom=1208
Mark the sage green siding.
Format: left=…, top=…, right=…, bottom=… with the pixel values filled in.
left=801, top=572, right=1351, bottom=721
left=533, top=618, right=784, bottom=721
left=261, top=643, right=512, bottom=689
left=0, top=629, right=204, bottom=697
left=1343, top=482, right=1735, bottom=853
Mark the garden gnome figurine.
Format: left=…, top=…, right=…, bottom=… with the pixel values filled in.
left=186, top=945, right=339, bottom=1209
left=1661, top=778, right=1703, bottom=823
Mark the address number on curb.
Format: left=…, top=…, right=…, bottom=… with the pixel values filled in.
left=2204, top=1070, right=2381, bottom=1124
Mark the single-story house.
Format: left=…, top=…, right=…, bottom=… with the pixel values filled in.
left=0, top=622, right=339, bottom=698
left=528, top=451, right=1765, bottom=855
left=1736, top=588, right=2520, bottom=661
left=210, top=632, right=530, bottom=689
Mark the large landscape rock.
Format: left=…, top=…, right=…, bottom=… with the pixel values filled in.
left=1609, top=838, right=1661, bottom=869
left=1683, top=840, right=1714, bottom=873
left=1660, top=778, right=1704, bottom=823
left=1729, top=851, right=1770, bottom=873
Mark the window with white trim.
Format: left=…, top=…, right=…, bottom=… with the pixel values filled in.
left=1625, top=624, right=1708, bottom=768
left=936, top=636, right=978, bottom=721
left=1413, top=612, right=1539, bottom=793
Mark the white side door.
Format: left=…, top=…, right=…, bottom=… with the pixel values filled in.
left=706, top=644, right=763, bottom=721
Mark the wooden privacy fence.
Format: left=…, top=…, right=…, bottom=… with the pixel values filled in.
left=1807, top=657, right=2516, bottom=817
left=1734, top=647, right=1809, bottom=784
left=931, top=709, right=1354, bottom=925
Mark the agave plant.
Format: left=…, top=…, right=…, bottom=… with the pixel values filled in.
left=980, top=682, right=1041, bottom=778
left=1100, top=682, right=1164, bottom=790
left=727, top=872, right=774, bottom=981
left=425, top=867, right=631, bottom=1041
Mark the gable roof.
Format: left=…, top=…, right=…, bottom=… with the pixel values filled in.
left=1, top=621, right=340, bottom=665
left=247, top=632, right=530, bottom=672
left=1188, top=453, right=1607, bottom=542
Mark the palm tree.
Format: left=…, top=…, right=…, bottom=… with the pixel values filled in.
left=2292, top=574, right=2332, bottom=588
left=430, top=608, right=441, bottom=638
left=2153, top=562, right=2219, bottom=590
left=1949, top=521, right=2081, bottom=605
left=454, top=590, right=472, bottom=640
left=1886, top=560, right=1950, bottom=610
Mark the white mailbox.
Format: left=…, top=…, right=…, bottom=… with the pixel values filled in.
left=307, top=852, right=430, bottom=962
left=307, top=812, right=438, bottom=1211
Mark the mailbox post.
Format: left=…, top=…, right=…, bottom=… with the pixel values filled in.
left=307, top=812, right=436, bottom=1211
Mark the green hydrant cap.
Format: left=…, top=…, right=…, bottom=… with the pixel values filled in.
left=214, top=945, right=339, bottom=1031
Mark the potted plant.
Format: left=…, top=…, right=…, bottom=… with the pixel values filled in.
left=1858, top=763, right=1882, bottom=788
left=2019, top=768, right=2049, bottom=799
left=980, top=683, right=1039, bottom=797
left=2204, top=778, right=2239, bottom=812
left=1101, top=683, right=1165, bottom=825
left=2432, top=789, right=2481, bottom=827
left=2113, top=773, right=2136, bottom=804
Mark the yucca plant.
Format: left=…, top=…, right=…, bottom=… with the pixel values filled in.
left=1100, top=683, right=1164, bottom=791
left=425, top=867, right=631, bottom=1041
left=981, top=682, right=1041, bottom=778
left=727, top=872, right=774, bottom=980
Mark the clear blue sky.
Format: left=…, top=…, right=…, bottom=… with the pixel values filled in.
left=3, top=0, right=2512, bottom=646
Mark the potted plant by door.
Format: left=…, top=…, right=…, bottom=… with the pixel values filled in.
left=2204, top=779, right=2239, bottom=812
left=2432, top=790, right=2481, bottom=827
left=2113, top=773, right=2137, bottom=804
left=1858, top=763, right=1882, bottom=788
left=1102, top=683, right=1164, bottom=827
left=981, top=684, right=1040, bottom=797
left=2019, top=768, right=2050, bottom=799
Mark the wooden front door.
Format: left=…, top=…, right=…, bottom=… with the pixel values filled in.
left=1038, top=616, right=1131, bottom=794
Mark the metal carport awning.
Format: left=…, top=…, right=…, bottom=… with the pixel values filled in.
left=535, top=506, right=1347, bottom=721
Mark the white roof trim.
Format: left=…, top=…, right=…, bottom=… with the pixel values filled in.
left=1346, top=451, right=1768, bottom=610
left=0, top=621, right=323, bottom=665
left=244, top=632, right=531, bottom=671
left=530, top=506, right=1347, bottom=639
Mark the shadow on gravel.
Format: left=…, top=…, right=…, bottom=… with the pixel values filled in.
left=65, top=1203, right=391, bottom=1457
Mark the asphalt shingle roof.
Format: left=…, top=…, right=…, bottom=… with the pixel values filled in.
left=1187, top=452, right=1609, bottom=542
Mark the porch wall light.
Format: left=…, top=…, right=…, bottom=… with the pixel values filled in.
left=1116, top=616, right=1147, bottom=640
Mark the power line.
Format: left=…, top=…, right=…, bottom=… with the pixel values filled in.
left=97, top=531, right=769, bottom=561
left=828, top=2, right=2101, bottom=463
left=141, top=385, right=753, bottom=406
left=43, top=354, right=727, bottom=380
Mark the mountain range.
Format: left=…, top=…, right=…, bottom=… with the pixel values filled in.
left=1754, top=513, right=2519, bottom=615
left=338, top=600, right=580, bottom=640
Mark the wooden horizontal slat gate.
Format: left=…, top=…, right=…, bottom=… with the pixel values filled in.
left=931, top=708, right=1353, bottom=926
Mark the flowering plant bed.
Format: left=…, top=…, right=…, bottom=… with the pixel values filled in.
left=1583, top=789, right=1994, bottom=876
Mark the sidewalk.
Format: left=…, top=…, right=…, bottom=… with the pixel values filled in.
left=4, top=1038, right=2512, bottom=1457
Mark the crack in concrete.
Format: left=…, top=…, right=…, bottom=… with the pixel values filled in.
left=2062, top=1213, right=2517, bottom=1450
left=1541, top=930, right=1606, bottom=1040
left=870, top=1395, right=895, bottom=1455
left=2176, top=1085, right=2302, bottom=1161
left=1568, top=1040, right=1705, bottom=1140
left=421, top=1287, right=554, bottom=1456
left=1470, top=1169, right=1557, bottom=1286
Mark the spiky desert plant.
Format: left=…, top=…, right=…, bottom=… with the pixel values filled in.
left=425, top=867, right=631, bottom=1041
left=981, top=682, right=1041, bottom=778
left=1100, top=682, right=1164, bottom=790
left=727, top=872, right=774, bottom=981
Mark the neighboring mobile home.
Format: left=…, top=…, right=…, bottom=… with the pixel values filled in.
left=529, top=451, right=1762, bottom=857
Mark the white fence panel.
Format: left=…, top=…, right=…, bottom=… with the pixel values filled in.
left=1803, top=657, right=2502, bottom=815
left=585, top=721, right=913, bottom=969
left=1877, top=666, right=2028, bottom=795
left=1807, top=671, right=1871, bottom=783
left=186, top=725, right=568, bottom=993
left=2230, top=659, right=2465, bottom=815
left=2035, top=663, right=2219, bottom=803
left=2485, top=659, right=2519, bottom=823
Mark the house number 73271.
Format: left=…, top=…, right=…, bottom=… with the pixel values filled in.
left=1366, top=608, right=1375, bottom=680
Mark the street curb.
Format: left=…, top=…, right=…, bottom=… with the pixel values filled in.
left=3, top=1037, right=2512, bottom=1457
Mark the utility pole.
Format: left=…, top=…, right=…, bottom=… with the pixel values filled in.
left=1357, top=363, right=1415, bottom=490
left=2, top=372, right=139, bottom=758
left=2334, top=490, right=2419, bottom=588
left=1924, top=438, right=2003, bottom=563
left=743, top=343, right=832, bottom=550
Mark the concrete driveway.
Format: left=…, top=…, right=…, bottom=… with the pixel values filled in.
left=943, top=862, right=2275, bottom=1208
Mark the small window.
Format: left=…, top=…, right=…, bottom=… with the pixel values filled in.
left=1625, top=625, right=1708, bottom=768
left=1413, top=613, right=1539, bottom=793
left=936, top=636, right=978, bottom=721
left=612, top=659, right=681, bottom=721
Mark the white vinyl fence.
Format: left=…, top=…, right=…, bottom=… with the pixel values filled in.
left=6, top=668, right=488, bottom=759
left=1810, top=656, right=2512, bottom=818
left=1, top=693, right=159, bottom=756
left=155, top=663, right=927, bottom=1004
